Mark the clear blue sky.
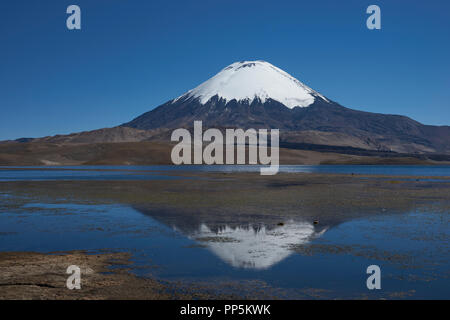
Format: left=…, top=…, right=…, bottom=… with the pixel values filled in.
left=1, top=0, right=449, bottom=140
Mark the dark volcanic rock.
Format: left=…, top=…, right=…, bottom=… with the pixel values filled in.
left=122, top=95, right=450, bottom=154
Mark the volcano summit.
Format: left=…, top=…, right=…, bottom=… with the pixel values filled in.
left=123, top=60, right=336, bottom=131
left=174, top=60, right=329, bottom=108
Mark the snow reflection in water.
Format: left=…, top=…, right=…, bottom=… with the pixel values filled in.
left=178, top=221, right=327, bottom=269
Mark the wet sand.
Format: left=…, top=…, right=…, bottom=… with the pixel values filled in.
left=0, top=251, right=166, bottom=300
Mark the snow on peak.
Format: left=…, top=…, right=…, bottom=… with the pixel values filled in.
left=174, top=60, right=329, bottom=108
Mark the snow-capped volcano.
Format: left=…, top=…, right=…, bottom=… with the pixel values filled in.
left=174, top=60, right=329, bottom=109
left=124, top=60, right=337, bottom=131
left=121, top=60, right=450, bottom=154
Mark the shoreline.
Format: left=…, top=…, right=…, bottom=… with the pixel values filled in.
left=0, top=250, right=238, bottom=300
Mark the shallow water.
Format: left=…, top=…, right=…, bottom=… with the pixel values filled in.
left=0, top=200, right=448, bottom=299
left=1, top=165, right=450, bottom=181
left=0, top=165, right=448, bottom=298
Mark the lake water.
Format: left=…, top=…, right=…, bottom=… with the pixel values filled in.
left=0, top=165, right=449, bottom=299
left=0, top=202, right=449, bottom=299
left=1, top=164, right=450, bottom=181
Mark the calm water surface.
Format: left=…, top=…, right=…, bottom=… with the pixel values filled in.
left=0, top=201, right=448, bottom=299
left=1, top=165, right=450, bottom=181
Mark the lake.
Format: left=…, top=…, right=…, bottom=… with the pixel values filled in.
left=0, top=165, right=449, bottom=299
left=1, top=164, right=450, bottom=181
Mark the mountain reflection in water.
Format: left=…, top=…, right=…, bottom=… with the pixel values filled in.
left=137, top=206, right=329, bottom=270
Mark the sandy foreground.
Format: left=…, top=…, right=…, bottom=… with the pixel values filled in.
left=0, top=251, right=164, bottom=300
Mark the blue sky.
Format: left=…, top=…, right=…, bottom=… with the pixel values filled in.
left=0, top=0, right=449, bottom=140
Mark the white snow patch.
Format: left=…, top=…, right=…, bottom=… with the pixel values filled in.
left=174, top=60, right=329, bottom=109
